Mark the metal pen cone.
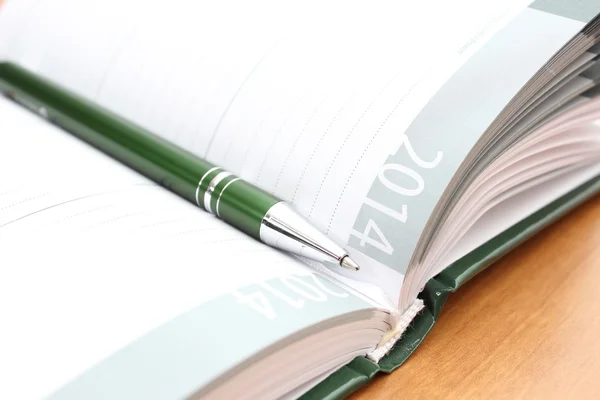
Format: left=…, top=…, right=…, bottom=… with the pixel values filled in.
left=340, top=255, right=360, bottom=271
left=260, top=202, right=359, bottom=271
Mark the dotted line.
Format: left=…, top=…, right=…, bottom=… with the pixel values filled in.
left=202, top=42, right=280, bottom=157
left=205, top=237, right=253, bottom=244
left=58, top=205, right=113, bottom=222
left=0, top=192, right=49, bottom=210
left=230, top=103, right=276, bottom=174
left=308, top=75, right=401, bottom=220
left=174, top=227, right=220, bottom=236
left=93, top=17, right=139, bottom=101
left=0, top=192, right=116, bottom=228
left=254, top=90, right=309, bottom=185
left=327, top=69, right=432, bottom=232
left=272, top=96, right=327, bottom=194
left=88, top=211, right=148, bottom=228
left=138, top=217, right=186, bottom=229
left=291, top=93, right=355, bottom=203
left=171, top=82, right=202, bottom=145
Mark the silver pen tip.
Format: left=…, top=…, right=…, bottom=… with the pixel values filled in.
left=340, top=255, right=360, bottom=271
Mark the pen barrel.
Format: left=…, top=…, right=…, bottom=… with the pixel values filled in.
left=0, top=62, right=280, bottom=239
left=197, top=172, right=279, bottom=238
left=0, top=62, right=216, bottom=206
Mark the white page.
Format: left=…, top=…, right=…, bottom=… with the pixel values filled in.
left=440, top=161, right=600, bottom=267
left=0, top=0, right=532, bottom=302
left=0, top=96, right=383, bottom=399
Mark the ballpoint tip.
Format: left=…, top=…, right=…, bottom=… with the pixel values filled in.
left=340, top=255, right=360, bottom=271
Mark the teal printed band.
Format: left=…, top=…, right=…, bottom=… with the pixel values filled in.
left=347, top=6, right=589, bottom=274
left=47, top=274, right=375, bottom=400
left=530, top=0, right=600, bottom=23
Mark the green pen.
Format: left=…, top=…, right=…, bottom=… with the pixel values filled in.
left=0, top=62, right=359, bottom=271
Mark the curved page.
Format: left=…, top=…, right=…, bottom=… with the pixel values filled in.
left=0, top=96, right=381, bottom=399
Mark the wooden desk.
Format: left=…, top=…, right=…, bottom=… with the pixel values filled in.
left=353, top=194, right=600, bottom=399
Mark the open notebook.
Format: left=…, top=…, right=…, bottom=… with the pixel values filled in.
left=1, top=0, right=600, bottom=398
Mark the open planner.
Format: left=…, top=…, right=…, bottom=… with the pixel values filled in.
left=1, top=0, right=600, bottom=398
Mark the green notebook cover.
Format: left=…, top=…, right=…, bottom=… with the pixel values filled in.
left=303, top=174, right=600, bottom=399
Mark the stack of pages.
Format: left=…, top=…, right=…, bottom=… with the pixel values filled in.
left=1, top=0, right=600, bottom=398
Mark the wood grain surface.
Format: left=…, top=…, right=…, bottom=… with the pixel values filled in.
left=353, top=193, right=600, bottom=399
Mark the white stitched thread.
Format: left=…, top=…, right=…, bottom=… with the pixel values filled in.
left=367, top=299, right=424, bottom=363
